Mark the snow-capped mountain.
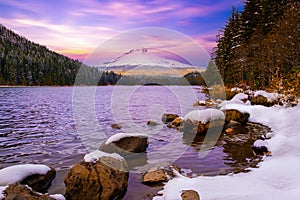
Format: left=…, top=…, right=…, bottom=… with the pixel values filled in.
left=98, top=48, right=202, bottom=76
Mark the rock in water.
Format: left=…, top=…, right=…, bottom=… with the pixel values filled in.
left=3, top=184, right=59, bottom=200
left=111, top=123, right=122, bottom=129
left=172, top=117, right=183, bottom=127
left=20, top=167, right=56, bottom=193
left=223, top=109, right=250, bottom=124
left=101, top=133, right=148, bottom=155
left=225, top=120, right=249, bottom=135
left=143, top=168, right=168, bottom=184
left=64, top=156, right=129, bottom=200
left=181, top=190, right=200, bottom=200
left=161, top=113, right=179, bottom=123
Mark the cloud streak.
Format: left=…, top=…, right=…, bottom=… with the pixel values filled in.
left=0, top=0, right=244, bottom=62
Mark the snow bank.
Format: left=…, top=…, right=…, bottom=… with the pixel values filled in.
left=105, top=133, right=148, bottom=145
left=0, top=186, right=7, bottom=199
left=254, top=90, right=278, bottom=101
left=84, top=150, right=124, bottom=163
left=183, top=109, right=225, bottom=123
left=155, top=103, right=300, bottom=200
left=0, top=164, right=50, bottom=186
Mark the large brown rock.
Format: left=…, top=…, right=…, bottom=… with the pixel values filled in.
left=100, top=134, right=148, bottom=155
left=161, top=113, right=179, bottom=123
left=181, top=190, right=200, bottom=200
left=3, top=184, right=58, bottom=200
left=143, top=168, right=168, bottom=184
left=20, top=167, right=56, bottom=193
left=223, top=109, right=250, bottom=124
left=64, top=156, right=129, bottom=200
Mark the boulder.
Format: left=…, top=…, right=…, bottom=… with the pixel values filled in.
left=181, top=190, right=200, bottom=200
left=223, top=109, right=250, bottom=124
left=3, top=184, right=59, bottom=200
left=161, top=114, right=179, bottom=123
left=100, top=134, right=148, bottom=155
left=20, top=167, right=56, bottom=193
left=64, top=156, right=128, bottom=200
left=142, top=168, right=168, bottom=184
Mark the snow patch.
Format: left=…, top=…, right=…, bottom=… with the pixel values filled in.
left=0, top=164, right=50, bottom=186
left=183, top=109, right=225, bottom=123
left=105, top=133, right=148, bottom=145
left=84, top=150, right=124, bottom=163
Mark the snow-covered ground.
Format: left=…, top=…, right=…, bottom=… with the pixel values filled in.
left=156, top=101, right=300, bottom=199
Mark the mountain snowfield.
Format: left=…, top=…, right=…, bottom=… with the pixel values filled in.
left=154, top=99, right=300, bottom=200
left=98, top=48, right=202, bottom=76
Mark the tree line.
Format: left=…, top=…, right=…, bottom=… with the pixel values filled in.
left=213, top=0, right=299, bottom=93
left=0, top=24, right=120, bottom=86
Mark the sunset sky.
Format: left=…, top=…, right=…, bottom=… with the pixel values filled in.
left=0, top=0, right=243, bottom=66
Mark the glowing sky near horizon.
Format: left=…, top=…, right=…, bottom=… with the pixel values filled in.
left=0, top=0, right=243, bottom=66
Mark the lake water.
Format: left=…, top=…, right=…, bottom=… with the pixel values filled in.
left=0, top=86, right=246, bottom=198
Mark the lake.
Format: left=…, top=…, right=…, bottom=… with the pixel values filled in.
left=0, top=86, right=244, bottom=198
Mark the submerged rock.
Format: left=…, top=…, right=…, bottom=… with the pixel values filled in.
left=3, top=184, right=61, bottom=200
left=161, top=113, right=179, bottom=123
left=181, top=190, right=200, bottom=200
left=147, top=120, right=159, bottom=126
left=64, top=153, right=129, bottom=200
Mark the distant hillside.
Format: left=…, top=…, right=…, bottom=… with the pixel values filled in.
left=0, top=25, right=120, bottom=86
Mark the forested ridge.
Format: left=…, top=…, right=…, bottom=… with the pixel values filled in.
left=0, top=24, right=120, bottom=86
left=214, top=0, right=299, bottom=93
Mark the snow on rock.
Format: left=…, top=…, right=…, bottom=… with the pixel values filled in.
left=84, top=150, right=124, bottom=163
left=254, top=90, right=278, bottom=102
left=183, top=109, right=225, bottom=123
left=105, top=133, right=148, bottom=145
left=0, top=164, right=50, bottom=186
left=0, top=186, right=7, bottom=199
left=219, top=93, right=250, bottom=109
left=49, top=194, right=66, bottom=200
left=155, top=104, right=300, bottom=200
left=253, top=139, right=268, bottom=148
